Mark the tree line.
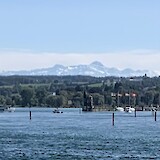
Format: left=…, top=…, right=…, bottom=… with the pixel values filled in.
left=0, top=75, right=160, bottom=108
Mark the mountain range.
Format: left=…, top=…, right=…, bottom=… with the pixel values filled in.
left=0, top=61, right=158, bottom=77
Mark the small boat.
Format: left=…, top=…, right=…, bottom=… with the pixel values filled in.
left=7, top=107, right=16, bottom=112
left=53, top=108, right=63, bottom=113
left=125, top=106, right=135, bottom=113
left=0, top=105, right=15, bottom=112
left=116, top=107, right=124, bottom=112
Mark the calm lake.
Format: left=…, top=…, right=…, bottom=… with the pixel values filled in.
left=0, top=108, right=160, bottom=160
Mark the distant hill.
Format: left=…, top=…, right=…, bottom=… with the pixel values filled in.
left=0, top=61, right=158, bottom=77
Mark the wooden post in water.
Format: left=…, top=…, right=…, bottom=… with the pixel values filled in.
left=152, top=109, right=154, bottom=116
left=30, top=111, right=32, bottom=120
left=155, top=111, right=157, bottom=121
left=79, top=108, right=81, bottom=114
left=134, top=108, right=136, bottom=117
left=112, top=112, right=114, bottom=126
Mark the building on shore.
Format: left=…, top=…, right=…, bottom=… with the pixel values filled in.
left=82, top=91, right=94, bottom=111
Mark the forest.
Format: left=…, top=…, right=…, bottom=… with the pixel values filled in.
left=0, top=75, right=160, bottom=110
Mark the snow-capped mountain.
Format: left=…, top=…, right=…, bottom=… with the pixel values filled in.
left=0, top=61, right=158, bottom=77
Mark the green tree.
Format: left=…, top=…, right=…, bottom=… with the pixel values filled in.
left=0, top=95, right=6, bottom=105
left=11, top=94, right=22, bottom=106
left=92, top=93, right=104, bottom=106
left=20, top=87, right=35, bottom=106
left=46, top=95, right=65, bottom=108
left=35, top=86, right=47, bottom=106
left=144, top=91, right=154, bottom=105
left=5, top=97, right=12, bottom=105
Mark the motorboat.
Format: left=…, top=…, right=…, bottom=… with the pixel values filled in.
left=53, top=108, right=63, bottom=113
left=7, top=107, right=16, bottom=112
left=0, top=106, right=15, bottom=112
left=125, top=106, right=135, bottom=113
left=116, top=107, right=124, bottom=112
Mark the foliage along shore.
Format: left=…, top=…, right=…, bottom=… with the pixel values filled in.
left=0, top=75, right=160, bottom=110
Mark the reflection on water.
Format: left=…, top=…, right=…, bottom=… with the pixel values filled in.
left=0, top=108, right=160, bottom=160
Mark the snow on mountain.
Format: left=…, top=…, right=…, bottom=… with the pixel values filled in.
left=0, top=61, right=158, bottom=77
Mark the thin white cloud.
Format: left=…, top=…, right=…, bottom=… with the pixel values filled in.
left=0, top=49, right=160, bottom=73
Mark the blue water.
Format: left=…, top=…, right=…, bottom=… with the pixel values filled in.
left=0, top=108, right=160, bottom=160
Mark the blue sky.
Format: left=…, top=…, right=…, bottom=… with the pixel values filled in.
left=0, top=0, right=160, bottom=72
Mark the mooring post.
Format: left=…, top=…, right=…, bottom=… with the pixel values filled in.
left=79, top=108, right=81, bottom=114
left=152, top=109, right=154, bottom=117
left=134, top=108, right=136, bottom=117
left=155, top=111, right=157, bottom=121
left=30, top=111, right=32, bottom=120
left=112, top=112, right=114, bottom=126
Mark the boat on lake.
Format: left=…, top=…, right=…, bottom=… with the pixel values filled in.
left=53, top=108, right=63, bottom=113
left=0, top=105, right=15, bottom=112
left=7, top=107, right=16, bottom=112
left=116, top=107, right=124, bottom=112
left=125, top=106, right=135, bottom=113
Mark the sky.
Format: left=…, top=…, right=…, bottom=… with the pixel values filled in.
left=0, top=0, right=160, bottom=73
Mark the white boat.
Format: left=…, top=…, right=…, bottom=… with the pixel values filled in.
left=125, top=107, right=135, bottom=113
left=0, top=106, right=15, bottom=112
left=53, top=108, right=63, bottom=113
left=7, top=107, right=16, bottom=112
left=116, top=107, right=124, bottom=112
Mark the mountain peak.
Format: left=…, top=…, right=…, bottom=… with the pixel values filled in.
left=0, top=61, right=158, bottom=77
left=90, top=61, right=104, bottom=67
left=53, top=64, right=64, bottom=68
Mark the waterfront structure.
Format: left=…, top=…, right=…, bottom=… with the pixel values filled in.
left=82, top=91, right=94, bottom=111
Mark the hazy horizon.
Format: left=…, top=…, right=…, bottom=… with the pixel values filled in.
left=0, top=1, right=160, bottom=73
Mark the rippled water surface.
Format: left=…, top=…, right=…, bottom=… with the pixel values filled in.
left=0, top=108, right=160, bottom=160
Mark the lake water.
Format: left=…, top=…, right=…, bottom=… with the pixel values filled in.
left=0, top=108, right=160, bottom=160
